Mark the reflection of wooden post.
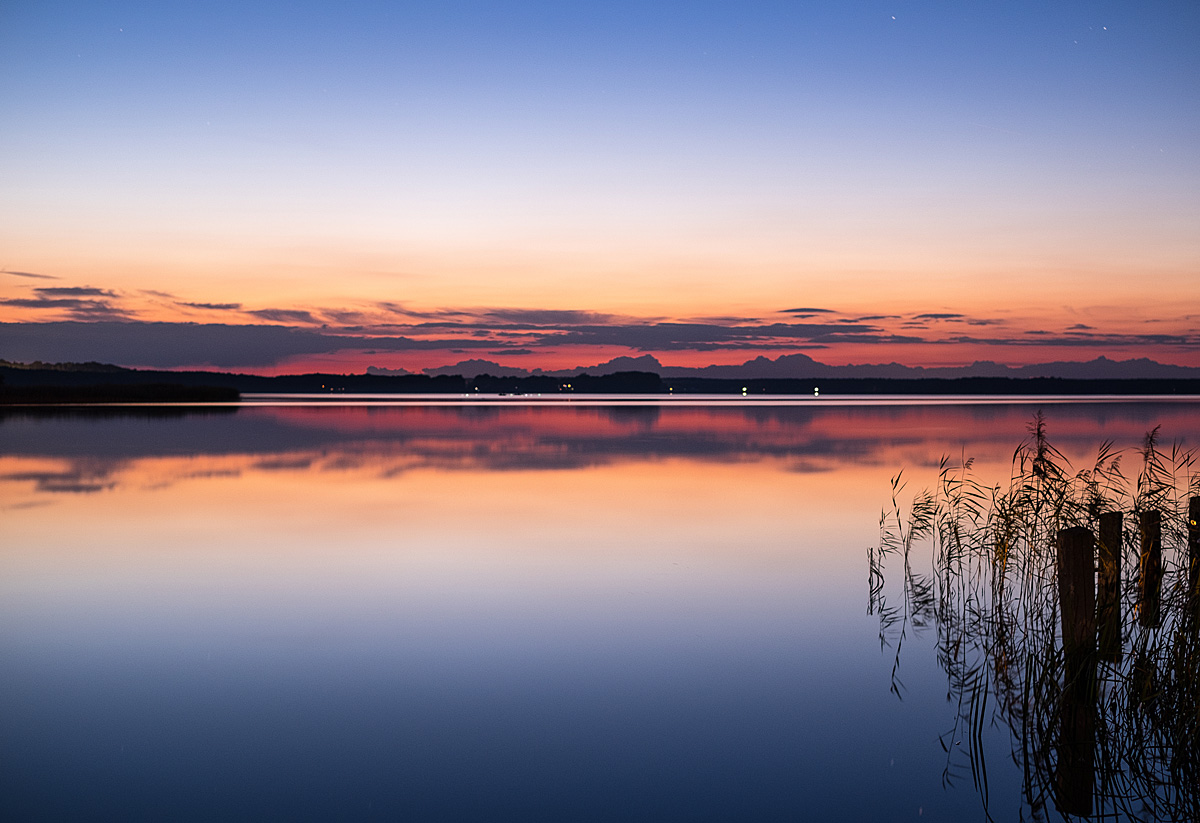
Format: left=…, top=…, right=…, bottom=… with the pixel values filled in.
left=1097, top=512, right=1122, bottom=662
left=1056, top=526, right=1096, bottom=816
left=1138, top=511, right=1162, bottom=628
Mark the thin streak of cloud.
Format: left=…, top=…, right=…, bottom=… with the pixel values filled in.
left=0, top=296, right=134, bottom=320
left=1, top=269, right=58, bottom=280
left=34, top=287, right=118, bottom=297
left=2, top=297, right=101, bottom=309
left=246, top=308, right=319, bottom=324
left=179, top=301, right=243, bottom=310
left=943, top=333, right=1200, bottom=348
left=376, top=301, right=471, bottom=320
left=481, top=308, right=618, bottom=325
left=322, top=309, right=369, bottom=324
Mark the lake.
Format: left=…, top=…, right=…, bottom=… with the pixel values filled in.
left=2, top=396, right=1197, bottom=821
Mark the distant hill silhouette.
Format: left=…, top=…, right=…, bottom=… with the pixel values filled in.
left=409, top=353, right=1200, bottom=381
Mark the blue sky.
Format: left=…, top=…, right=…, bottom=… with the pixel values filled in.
left=2, top=1, right=1198, bottom=371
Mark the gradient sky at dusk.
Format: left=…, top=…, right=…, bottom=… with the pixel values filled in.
left=2, top=1, right=1198, bottom=373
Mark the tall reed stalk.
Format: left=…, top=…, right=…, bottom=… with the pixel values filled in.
left=868, top=412, right=1200, bottom=822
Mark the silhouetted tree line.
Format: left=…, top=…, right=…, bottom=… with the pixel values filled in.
left=4, top=363, right=1200, bottom=397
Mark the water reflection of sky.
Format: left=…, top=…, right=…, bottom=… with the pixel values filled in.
left=2, top=401, right=1198, bottom=820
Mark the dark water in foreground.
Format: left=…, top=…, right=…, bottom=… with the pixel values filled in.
left=2, top=397, right=1197, bottom=821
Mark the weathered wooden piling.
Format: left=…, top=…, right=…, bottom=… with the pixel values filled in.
left=1058, top=526, right=1096, bottom=659
left=1055, top=526, right=1096, bottom=817
left=1097, top=511, right=1122, bottom=662
left=1138, top=510, right=1162, bottom=629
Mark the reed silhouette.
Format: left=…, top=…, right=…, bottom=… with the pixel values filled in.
left=868, top=413, right=1200, bottom=821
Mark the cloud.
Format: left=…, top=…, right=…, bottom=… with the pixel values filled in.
left=34, top=287, right=118, bottom=297
left=0, top=318, right=879, bottom=368
left=1, top=269, right=58, bottom=280
left=67, top=304, right=136, bottom=320
left=4, top=299, right=1196, bottom=371
left=0, top=296, right=135, bottom=320
left=0, top=321, right=501, bottom=367
left=2, top=298, right=94, bottom=309
left=322, top=309, right=370, bottom=325
left=541, top=320, right=887, bottom=351
left=179, top=301, right=243, bottom=311
left=683, top=315, right=763, bottom=325
left=376, top=301, right=471, bottom=320
left=480, top=308, right=619, bottom=325
left=942, top=332, right=1200, bottom=348
left=780, top=307, right=836, bottom=314
left=246, top=308, right=320, bottom=324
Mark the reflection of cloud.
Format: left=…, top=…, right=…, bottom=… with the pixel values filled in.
left=4, top=405, right=1197, bottom=503
left=4, top=499, right=55, bottom=510
left=786, top=460, right=837, bottom=474
left=2, top=470, right=117, bottom=494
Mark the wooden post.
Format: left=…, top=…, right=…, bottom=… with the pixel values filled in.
left=1055, top=526, right=1096, bottom=816
left=1138, top=510, right=1162, bottom=629
left=1058, top=527, right=1096, bottom=659
left=1097, top=511, right=1122, bottom=662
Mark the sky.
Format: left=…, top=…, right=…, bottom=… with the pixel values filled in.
left=2, top=0, right=1198, bottom=374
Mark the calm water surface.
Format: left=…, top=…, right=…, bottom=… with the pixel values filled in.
left=2, top=398, right=1197, bottom=821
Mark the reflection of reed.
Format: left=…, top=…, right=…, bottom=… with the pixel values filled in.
left=868, top=414, right=1200, bottom=821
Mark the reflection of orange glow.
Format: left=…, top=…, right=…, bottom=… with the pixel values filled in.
left=3, top=402, right=1197, bottom=627
left=0, top=451, right=876, bottom=587
left=4, top=402, right=1196, bottom=568
left=247, top=402, right=1200, bottom=468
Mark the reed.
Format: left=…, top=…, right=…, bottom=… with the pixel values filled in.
left=868, top=412, right=1200, bottom=821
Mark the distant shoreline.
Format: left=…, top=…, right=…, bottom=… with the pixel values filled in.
left=4, top=364, right=1200, bottom=399
left=0, top=383, right=240, bottom=405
